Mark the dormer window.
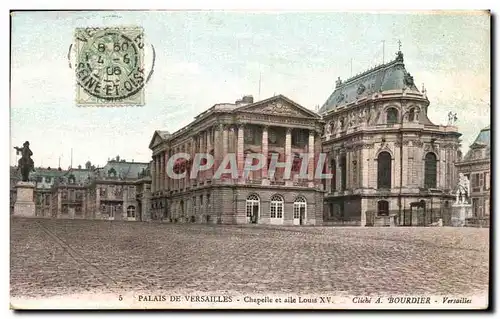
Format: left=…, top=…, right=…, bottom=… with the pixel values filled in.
left=108, top=167, right=117, bottom=177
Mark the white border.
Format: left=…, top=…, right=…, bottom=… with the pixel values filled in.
left=3, top=2, right=497, bottom=318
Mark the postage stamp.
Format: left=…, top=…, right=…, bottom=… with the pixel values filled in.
left=74, top=26, right=145, bottom=106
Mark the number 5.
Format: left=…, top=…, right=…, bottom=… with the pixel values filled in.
left=119, top=295, right=123, bottom=301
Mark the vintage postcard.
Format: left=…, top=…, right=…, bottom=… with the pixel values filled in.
left=9, top=10, right=490, bottom=310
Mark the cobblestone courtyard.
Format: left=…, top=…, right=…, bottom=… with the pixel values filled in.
left=10, top=217, right=489, bottom=298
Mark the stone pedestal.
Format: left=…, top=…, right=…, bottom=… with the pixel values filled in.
left=451, top=202, right=473, bottom=227
left=14, top=182, right=36, bottom=217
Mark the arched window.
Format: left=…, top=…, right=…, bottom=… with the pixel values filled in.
left=293, top=196, right=307, bottom=221
left=408, top=108, right=416, bottom=122
left=246, top=194, right=260, bottom=223
left=377, top=200, right=389, bottom=216
left=377, top=152, right=392, bottom=189
left=127, top=205, right=136, bottom=218
left=386, top=108, right=399, bottom=125
left=270, top=195, right=284, bottom=219
left=424, top=152, right=437, bottom=188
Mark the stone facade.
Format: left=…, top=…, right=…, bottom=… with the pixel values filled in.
left=320, top=50, right=461, bottom=226
left=149, top=95, right=325, bottom=225
left=456, top=125, right=490, bottom=226
left=18, top=158, right=152, bottom=221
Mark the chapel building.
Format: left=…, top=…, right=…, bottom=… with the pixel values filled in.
left=319, top=50, right=462, bottom=226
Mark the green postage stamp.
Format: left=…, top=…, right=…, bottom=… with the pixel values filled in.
left=74, top=26, right=145, bottom=106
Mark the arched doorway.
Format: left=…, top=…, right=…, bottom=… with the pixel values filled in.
left=270, top=194, right=284, bottom=225
left=127, top=205, right=136, bottom=220
left=293, top=196, right=307, bottom=225
left=246, top=194, right=260, bottom=224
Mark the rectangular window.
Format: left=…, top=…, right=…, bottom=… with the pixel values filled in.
left=472, top=174, right=480, bottom=187
left=207, top=194, right=210, bottom=206
left=270, top=205, right=276, bottom=218
left=246, top=203, right=252, bottom=217
left=485, top=172, right=490, bottom=190
left=200, top=195, right=204, bottom=206
left=472, top=198, right=479, bottom=216
left=277, top=204, right=283, bottom=218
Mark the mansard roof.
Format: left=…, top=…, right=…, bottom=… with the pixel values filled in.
left=463, top=125, right=490, bottom=161
left=98, top=160, right=149, bottom=180
left=320, top=51, right=420, bottom=114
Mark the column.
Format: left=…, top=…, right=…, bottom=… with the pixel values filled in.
left=190, top=137, right=196, bottom=187
left=307, top=130, right=315, bottom=186
left=206, top=127, right=213, bottom=181
left=336, top=155, right=341, bottom=190
left=237, top=124, right=245, bottom=182
left=401, top=142, right=407, bottom=189
left=440, top=147, right=446, bottom=189
left=156, top=155, right=161, bottom=193
left=151, top=157, right=156, bottom=193
left=159, top=152, right=164, bottom=191
left=199, top=132, right=205, bottom=183
left=325, top=152, right=332, bottom=193
left=214, top=125, right=223, bottom=181
left=222, top=126, right=229, bottom=181
left=285, top=128, right=292, bottom=186
left=261, top=125, right=269, bottom=183
left=395, top=143, right=401, bottom=190
left=164, top=150, right=169, bottom=192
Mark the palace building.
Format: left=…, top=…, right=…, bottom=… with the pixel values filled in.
left=320, top=50, right=462, bottom=226
left=149, top=95, right=325, bottom=225
left=456, top=125, right=490, bottom=226
left=148, top=49, right=464, bottom=226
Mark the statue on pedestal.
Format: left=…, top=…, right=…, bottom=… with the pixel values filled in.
left=14, top=141, right=35, bottom=182
left=455, top=173, right=470, bottom=204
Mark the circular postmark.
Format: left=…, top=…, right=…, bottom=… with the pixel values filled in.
left=75, top=28, right=146, bottom=102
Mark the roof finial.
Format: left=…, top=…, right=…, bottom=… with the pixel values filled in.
left=398, top=39, right=402, bottom=52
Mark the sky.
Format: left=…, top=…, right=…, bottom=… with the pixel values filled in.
left=10, top=11, right=490, bottom=169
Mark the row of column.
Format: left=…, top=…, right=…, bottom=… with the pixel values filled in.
left=152, top=124, right=317, bottom=193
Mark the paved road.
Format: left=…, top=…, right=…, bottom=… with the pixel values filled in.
left=10, top=218, right=489, bottom=298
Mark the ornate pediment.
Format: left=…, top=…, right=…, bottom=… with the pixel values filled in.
left=237, top=95, right=319, bottom=119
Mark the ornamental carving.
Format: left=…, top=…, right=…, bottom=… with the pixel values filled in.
left=259, top=101, right=303, bottom=117
left=424, top=143, right=439, bottom=153
left=336, top=93, right=345, bottom=103
left=404, top=72, right=414, bottom=87
left=357, top=83, right=366, bottom=95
